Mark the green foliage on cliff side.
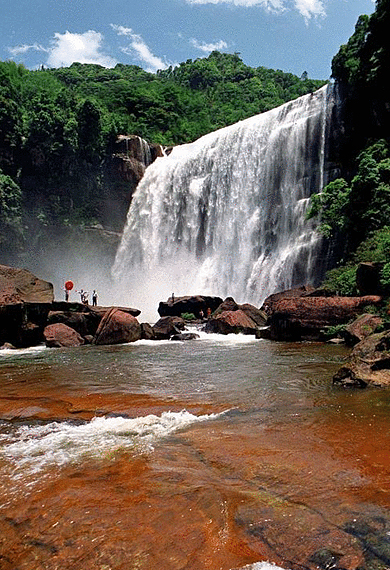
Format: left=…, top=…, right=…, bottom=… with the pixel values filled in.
left=308, top=1, right=390, bottom=296
left=309, top=140, right=390, bottom=295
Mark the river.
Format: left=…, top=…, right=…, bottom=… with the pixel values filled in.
left=1, top=331, right=390, bottom=570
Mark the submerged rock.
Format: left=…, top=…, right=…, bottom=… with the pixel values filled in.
left=170, top=332, right=200, bottom=341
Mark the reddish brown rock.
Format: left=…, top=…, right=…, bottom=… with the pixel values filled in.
left=152, top=316, right=185, bottom=340
left=344, top=313, right=383, bottom=346
left=261, top=285, right=316, bottom=315
left=265, top=295, right=382, bottom=341
left=44, top=323, right=85, bottom=348
left=333, top=330, right=390, bottom=388
left=239, top=303, right=267, bottom=327
left=0, top=264, right=54, bottom=304
left=208, top=297, right=266, bottom=330
left=93, top=308, right=142, bottom=345
left=204, top=309, right=258, bottom=335
left=47, top=310, right=102, bottom=338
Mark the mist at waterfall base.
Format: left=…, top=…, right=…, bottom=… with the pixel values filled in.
left=112, top=85, right=335, bottom=322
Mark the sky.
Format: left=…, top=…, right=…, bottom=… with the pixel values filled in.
left=2, top=0, right=375, bottom=80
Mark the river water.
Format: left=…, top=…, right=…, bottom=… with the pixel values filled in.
left=1, top=331, right=390, bottom=570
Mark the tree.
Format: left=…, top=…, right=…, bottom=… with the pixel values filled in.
left=0, top=170, right=23, bottom=258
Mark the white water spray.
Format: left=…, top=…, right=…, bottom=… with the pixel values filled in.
left=113, top=85, right=335, bottom=317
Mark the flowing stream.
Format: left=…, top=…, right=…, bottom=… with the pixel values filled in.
left=1, top=336, right=390, bottom=570
left=113, top=85, right=335, bottom=319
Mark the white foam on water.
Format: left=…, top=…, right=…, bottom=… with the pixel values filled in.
left=0, top=410, right=223, bottom=474
left=234, top=563, right=289, bottom=570
left=193, top=329, right=262, bottom=345
left=0, top=345, right=46, bottom=358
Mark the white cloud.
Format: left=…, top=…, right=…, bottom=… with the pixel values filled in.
left=185, top=0, right=285, bottom=10
left=8, top=43, right=48, bottom=57
left=184, top=0, right=327, bottom=20
left=190, top=38, right=228, bottom=53
left=294, top=0, right=325, bottom=23
left=46, top=30, right=117, bottom=68
left=111, top=24, right=169, bottom=73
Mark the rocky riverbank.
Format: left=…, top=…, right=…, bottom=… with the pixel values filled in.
left=1, top=264, right=390, bottom=387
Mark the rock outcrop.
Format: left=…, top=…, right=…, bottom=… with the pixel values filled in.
left=262, top=294, right=382, bottom=341
left=158, top=295, right=223, bottom=319
left=0, top=264, right=54, bottom=304
left=333, top=330, right=390, bottom=388
left=0, top=264, right=147, bottom=348
left=0, top=265, right=54, bottom=347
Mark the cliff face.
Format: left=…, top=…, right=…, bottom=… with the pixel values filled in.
left=6, top=135, right=162, bottom=282
left=101, top=135, right=164, bottom=230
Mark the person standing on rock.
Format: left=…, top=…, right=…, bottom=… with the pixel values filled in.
left=92, top=290, right=98, bottom=306
left=76, top=289, right=88, bottom=304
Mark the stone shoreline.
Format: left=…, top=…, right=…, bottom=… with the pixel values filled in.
left=1, top=263, right=390, bottom=387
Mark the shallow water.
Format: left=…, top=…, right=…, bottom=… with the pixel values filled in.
left=1, top=332, right=390, bottom=570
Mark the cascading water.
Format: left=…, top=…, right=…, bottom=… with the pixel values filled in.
left=113, top=84, right=336, bottom=317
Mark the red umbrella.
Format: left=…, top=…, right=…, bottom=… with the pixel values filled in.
left=65, top=280, right=74, bottom=291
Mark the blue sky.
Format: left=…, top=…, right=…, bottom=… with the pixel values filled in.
left=2, top=0, right=375, bottom=79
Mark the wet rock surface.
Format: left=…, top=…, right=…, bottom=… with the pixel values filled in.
left=262, top=294, right=382, bottom=341
left=333, top=329, right=390, bottom=387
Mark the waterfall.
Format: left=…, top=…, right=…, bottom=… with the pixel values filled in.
left=112, top=84, right=335, bottom=317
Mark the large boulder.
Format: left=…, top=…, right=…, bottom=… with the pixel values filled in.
left=261, top=286, right=317, bottom=315
left=204, top=309, right=258, bottom=335
left=158, top=295, right=223, bottom=319
left=47, top=309, right=102, bottom=338
left=0, top=264, right=54, bottom=304
left=239, top=303, right=267, bottom=327
left=0, top=265, right=54, bottom=347
left=93, top=308, right=142, bottom=345
left=333, top=330, right=390, bottom=388
left=263, top=295, right=382, bottom=341
left=152, top=316, right=185, bottom=340
left=44, top=323, right=85, bottom=348
left=344, top=313, right=383, bottom=347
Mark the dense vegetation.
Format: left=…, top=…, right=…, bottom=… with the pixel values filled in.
left=0, top=52, right=324, bottom=263
left=308, top=0, right=390, bottom=298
